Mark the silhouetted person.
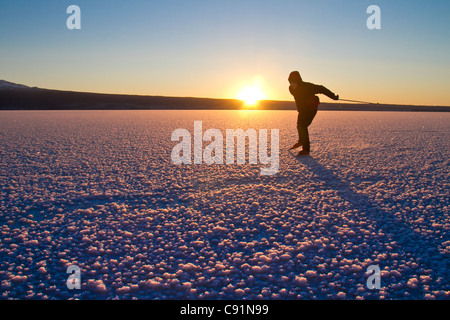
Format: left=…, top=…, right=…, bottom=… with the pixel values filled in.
left=288, top=71, right=339, bottom=156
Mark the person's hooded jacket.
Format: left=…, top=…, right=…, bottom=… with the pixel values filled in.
left=288, top=71, right=337, bottom=112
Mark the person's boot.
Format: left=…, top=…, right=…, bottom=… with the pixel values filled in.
left=296, top=149, right=310, bottom=156
left=289, top=142, right=302, bottom=150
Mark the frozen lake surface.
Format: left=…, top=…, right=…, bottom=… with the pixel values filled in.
left=0, top=110, right=449, bottom=299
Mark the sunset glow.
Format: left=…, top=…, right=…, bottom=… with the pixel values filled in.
left=237, top=86, right=266, bottom=106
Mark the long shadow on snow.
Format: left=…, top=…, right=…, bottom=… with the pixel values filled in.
left=292, top=152, right=448, bottom=283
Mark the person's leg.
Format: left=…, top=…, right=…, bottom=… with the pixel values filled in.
left=298, top=109, right=317, bottom=154
left=290, top=112, right=303, bottom=149
left=297, top=112, right=308, bottom=148
left=297, top=124, right=308, bottom=150
left=302, top=127, right=311, bottom=152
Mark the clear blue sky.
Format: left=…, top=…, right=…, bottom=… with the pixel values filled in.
left=1, top=0, right=449, bottom=105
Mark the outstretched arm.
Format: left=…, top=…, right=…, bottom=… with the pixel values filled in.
left=315, top=85, right=339, bottom=100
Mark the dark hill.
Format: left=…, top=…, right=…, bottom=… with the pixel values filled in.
left=1, top=85, right=449, bottom=112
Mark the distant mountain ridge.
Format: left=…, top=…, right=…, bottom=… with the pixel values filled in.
left=0, top=80, right=32, bottom=90
left=0, top=80, right=449, bottom=112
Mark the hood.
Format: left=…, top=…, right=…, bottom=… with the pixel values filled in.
left=288, top=71, right=302, bottom=83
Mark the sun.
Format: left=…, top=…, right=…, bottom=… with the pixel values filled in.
left=237, top=86, right=266, bottom=107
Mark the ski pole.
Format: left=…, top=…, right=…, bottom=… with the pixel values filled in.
left=338, top=98, right=378, bottom=104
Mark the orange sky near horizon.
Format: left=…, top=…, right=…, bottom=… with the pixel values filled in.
left=24, top=66, right=449, bottom=107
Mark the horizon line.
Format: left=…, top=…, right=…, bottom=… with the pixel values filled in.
left=2, top=80, right=450, bottom=108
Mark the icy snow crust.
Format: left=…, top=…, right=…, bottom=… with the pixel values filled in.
left=0, top=110, right=448, bottom=299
